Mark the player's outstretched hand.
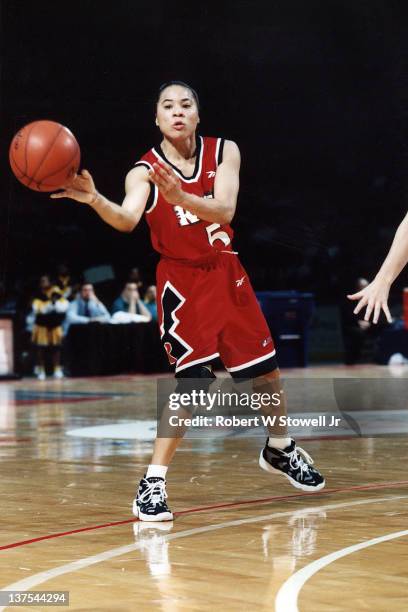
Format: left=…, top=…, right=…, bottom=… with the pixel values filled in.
left=149, top=161, right=185, bottom=205
left=50, top=169, right=98, bottom=205
left=347, top=279, right=392, bottom=324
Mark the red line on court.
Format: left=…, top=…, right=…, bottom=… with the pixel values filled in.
left=14, top=396, right=110, bottom=406
left=1, top=479, right=408, bottom=551
left=0, top=437, right=31, bottom=443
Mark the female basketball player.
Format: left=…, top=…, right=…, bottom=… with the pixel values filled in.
left=51, top=81, right=325, bottom=521
left=348, top=212, right=408, bottom=323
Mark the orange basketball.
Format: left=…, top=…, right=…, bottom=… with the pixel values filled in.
left=9, top=120, right=80, bottom=192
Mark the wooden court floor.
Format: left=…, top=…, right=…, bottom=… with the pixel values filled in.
left=0, top=365, right=407, bottom=611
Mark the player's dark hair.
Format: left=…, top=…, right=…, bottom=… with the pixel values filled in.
left=156, top=81, right=200, bottom=111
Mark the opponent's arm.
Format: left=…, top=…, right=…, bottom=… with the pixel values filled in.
left=347, top=211, right=408, bottom=323
left=149, top=140, right=240, bottom=225
left=50, top=166, right=151, bottom=232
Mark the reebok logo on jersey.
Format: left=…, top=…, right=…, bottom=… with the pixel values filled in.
left=235, top=276, right=246, bottom=287
left=206, top=171, right=216, bottom=178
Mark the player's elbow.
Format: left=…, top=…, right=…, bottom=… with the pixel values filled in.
left=218, top=205, right=235, bottom=225
left=224, top=211, right=235, bottom=225
left=217, top=214, right=232, bottom=225
left=121, top=222, right=137, bottom=233
left=121, top=215, right=139, bottom=233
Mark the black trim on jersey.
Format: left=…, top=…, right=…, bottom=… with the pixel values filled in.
left=134, top=162, right=151, bottom=171
left=134, top=162, right=155, bottom=211
left=156, top=135, right=201, bottom=181
left=230, top=354, right=278, bottom=381
left=217, top=138, right=225, bottom=165
left=145, top=182, right=155, bottom=210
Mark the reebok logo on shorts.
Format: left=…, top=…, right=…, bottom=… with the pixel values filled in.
left=235, top=276, right=246, bottom=287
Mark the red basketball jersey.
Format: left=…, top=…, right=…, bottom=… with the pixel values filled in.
left=135, top=136, right=234, bottom=260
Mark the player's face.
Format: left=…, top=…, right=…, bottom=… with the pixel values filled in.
left=156, top=86, right=199, bottom=139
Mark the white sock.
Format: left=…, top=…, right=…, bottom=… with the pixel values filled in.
left=267, top=436, right=292, bottom=451
left=146, top=464, right=168, bottom=479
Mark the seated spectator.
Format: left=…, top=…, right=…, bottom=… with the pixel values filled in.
left=111, top=282, right=152, bottom=323
left=66, top=282, right=110, bottom=330
left=26, top=275, right=69, bottom=380
left=143, top=285, right=158, bottom=321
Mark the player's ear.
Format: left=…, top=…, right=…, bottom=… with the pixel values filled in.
left=155, top=116, right=159, bottom=127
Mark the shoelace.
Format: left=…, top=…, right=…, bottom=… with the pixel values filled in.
left=286, top=446, right=314, bottom=475
left=139, top=480, right=168, bottom=508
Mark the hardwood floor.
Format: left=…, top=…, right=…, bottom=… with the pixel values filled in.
left=0, top=365, right=407, bottom=611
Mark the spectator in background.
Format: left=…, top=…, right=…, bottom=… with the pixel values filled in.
left=66, top=282, right=110, bottom=330
left=26, top=275, right=69, bottom=380
left=143, top=285, right=158, bottom=321
left=56, top=263, right=77, bottom=300
left=127, top=267, right=143, bottom=290
left=111, top=282, right=152, bottom=323
left=341, top=277, right=374, bottom=365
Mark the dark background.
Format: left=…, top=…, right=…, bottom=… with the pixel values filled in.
left=1, top=0, right=408, bottom=305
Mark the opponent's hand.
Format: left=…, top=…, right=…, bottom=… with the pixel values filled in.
left=149, top=161, right=185, bottom=205
left=50, top=169, right=98, bottom=205
left=357, top=320, right=371, bottom=330
left=347, top=279, right=392, bottom=324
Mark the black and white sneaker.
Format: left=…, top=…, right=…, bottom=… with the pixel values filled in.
left=259, top=439, right=325, bottom=492
left=133, top=476, right=173, bottom=522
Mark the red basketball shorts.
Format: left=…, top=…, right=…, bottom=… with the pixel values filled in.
left=156, top=252, right=278, bottom=378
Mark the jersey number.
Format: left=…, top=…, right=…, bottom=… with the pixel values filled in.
left=206, top=223, right=231, bottom=247
left=173, top=206, right=231, bottom=247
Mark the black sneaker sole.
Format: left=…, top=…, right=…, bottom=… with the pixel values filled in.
left=259, top=449, right=326, bottom=492
left=132, top=499, right=174, bottom=522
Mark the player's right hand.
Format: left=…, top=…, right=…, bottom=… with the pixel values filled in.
left=347, top=278, right=392, bottom=324
left=50, top=169, right=98, bottom=205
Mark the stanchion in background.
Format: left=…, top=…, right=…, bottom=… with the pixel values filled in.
left=0, top=316, right=20, bottom=380
left=403, top=288, right=408, bottom=330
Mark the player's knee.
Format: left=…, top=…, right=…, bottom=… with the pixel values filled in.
left=175, top=364, right=216, bottom=395
left=255, top=367, right=280, bottom=382
left=252, top=367, right=281, bottom=393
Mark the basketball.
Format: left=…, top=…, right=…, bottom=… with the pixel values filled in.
left=9, top=120, right=80, bottom=192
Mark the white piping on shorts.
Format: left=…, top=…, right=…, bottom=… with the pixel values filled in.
left=226, top=349, right=277, bottom=373
left=175, top=352, right=220, bottom=373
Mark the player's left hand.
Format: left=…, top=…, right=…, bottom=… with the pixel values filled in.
left=149, top=162, right=185, bottom=205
